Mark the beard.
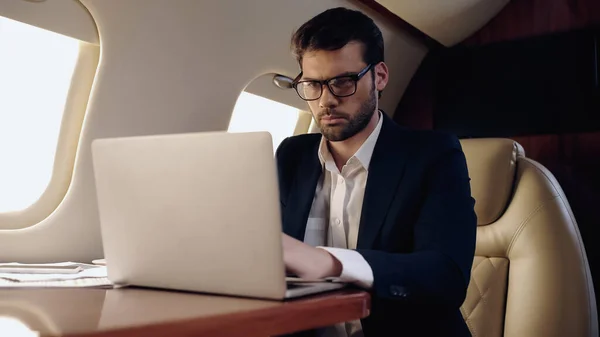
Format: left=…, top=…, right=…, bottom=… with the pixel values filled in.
left=315, top=89, right=377, bottom=142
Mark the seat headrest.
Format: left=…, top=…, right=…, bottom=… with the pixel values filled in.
left=459, top=138, right=524, bottom=225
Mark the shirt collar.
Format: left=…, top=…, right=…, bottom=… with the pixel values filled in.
left=318, top=110, right=383, bottom=172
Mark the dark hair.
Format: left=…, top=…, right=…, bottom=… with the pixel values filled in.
left=291, top=7, right=384, bottom=68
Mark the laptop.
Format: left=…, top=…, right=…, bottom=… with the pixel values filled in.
left=90, top=131, right=345, bottom=300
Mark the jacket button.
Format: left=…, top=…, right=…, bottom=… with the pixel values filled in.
left=389, top=285, right=408, bottom=297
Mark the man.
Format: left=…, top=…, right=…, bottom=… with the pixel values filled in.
left=276, top=7, right=477, bottom=337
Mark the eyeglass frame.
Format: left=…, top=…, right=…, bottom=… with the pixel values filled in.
left=291, top=63, right=374, bottom=101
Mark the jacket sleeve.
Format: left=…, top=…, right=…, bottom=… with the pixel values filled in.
left=357, top=136, right=477, bottom=309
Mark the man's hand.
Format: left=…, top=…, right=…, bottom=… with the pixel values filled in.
left=282, top=233, right=342, bottom=280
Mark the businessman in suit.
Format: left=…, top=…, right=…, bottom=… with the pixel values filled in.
left=276, top=7, right=477, bottom=337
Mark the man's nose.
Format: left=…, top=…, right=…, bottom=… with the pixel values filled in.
left=319, top=84, right=338, bottom=109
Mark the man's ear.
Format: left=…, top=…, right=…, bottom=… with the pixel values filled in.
left=374, top=62, right=389, bottom=92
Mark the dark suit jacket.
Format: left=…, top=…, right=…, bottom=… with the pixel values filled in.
left=275, top=112, right=477, bottom=337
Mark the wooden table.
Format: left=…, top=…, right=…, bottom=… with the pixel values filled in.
left=0, top=288, right=370, bottom=336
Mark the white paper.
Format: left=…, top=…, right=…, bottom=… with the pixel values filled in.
left=0, top=262, right=113, bottom=288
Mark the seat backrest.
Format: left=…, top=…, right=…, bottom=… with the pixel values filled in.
left=459, top=138, right=598, bottom=337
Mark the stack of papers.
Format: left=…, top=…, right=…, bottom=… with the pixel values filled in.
left=0, top=262, right=114, bottom=289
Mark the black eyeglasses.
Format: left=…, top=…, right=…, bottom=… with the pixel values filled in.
left=292, top=64, right=373, bottom=101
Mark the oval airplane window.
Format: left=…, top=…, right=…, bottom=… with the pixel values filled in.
left=0, top=17, right=78, bottom=213
left=228, top=90, right=312, bottom=153
left=0, top=316, right=37, bottom=337
left=0, top=14, right=99, bottom=229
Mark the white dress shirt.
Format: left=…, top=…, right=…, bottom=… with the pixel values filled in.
left=303, top=111, right=383, bottom=337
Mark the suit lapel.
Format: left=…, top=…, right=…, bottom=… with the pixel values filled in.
left=284, top=141, right=322, bottom=241
left=357, top=114, right=408, bottom=249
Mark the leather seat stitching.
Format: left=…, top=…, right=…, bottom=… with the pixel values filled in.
left=471, top=259, right=504, bottom=313
left=472, top=257, right=485, bottom=271
left=469, top=259, right=489, bottom=313
left=506, top=198, right=556, bottom=256
left=461, top=305, right=478, bottom=337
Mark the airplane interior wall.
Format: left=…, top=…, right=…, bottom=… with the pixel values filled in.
left=0, top=0, right=427, bottom=262
left=394, top=0, right=600, bottom=314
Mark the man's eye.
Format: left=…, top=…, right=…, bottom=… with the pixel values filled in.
left=330, top=77, right=354, bottom=88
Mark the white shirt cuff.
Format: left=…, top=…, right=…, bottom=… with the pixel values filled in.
left=318, top=247, right=374, bottom=289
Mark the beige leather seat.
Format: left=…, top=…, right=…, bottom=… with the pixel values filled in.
left=458, top=138, right=598, bottom=337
